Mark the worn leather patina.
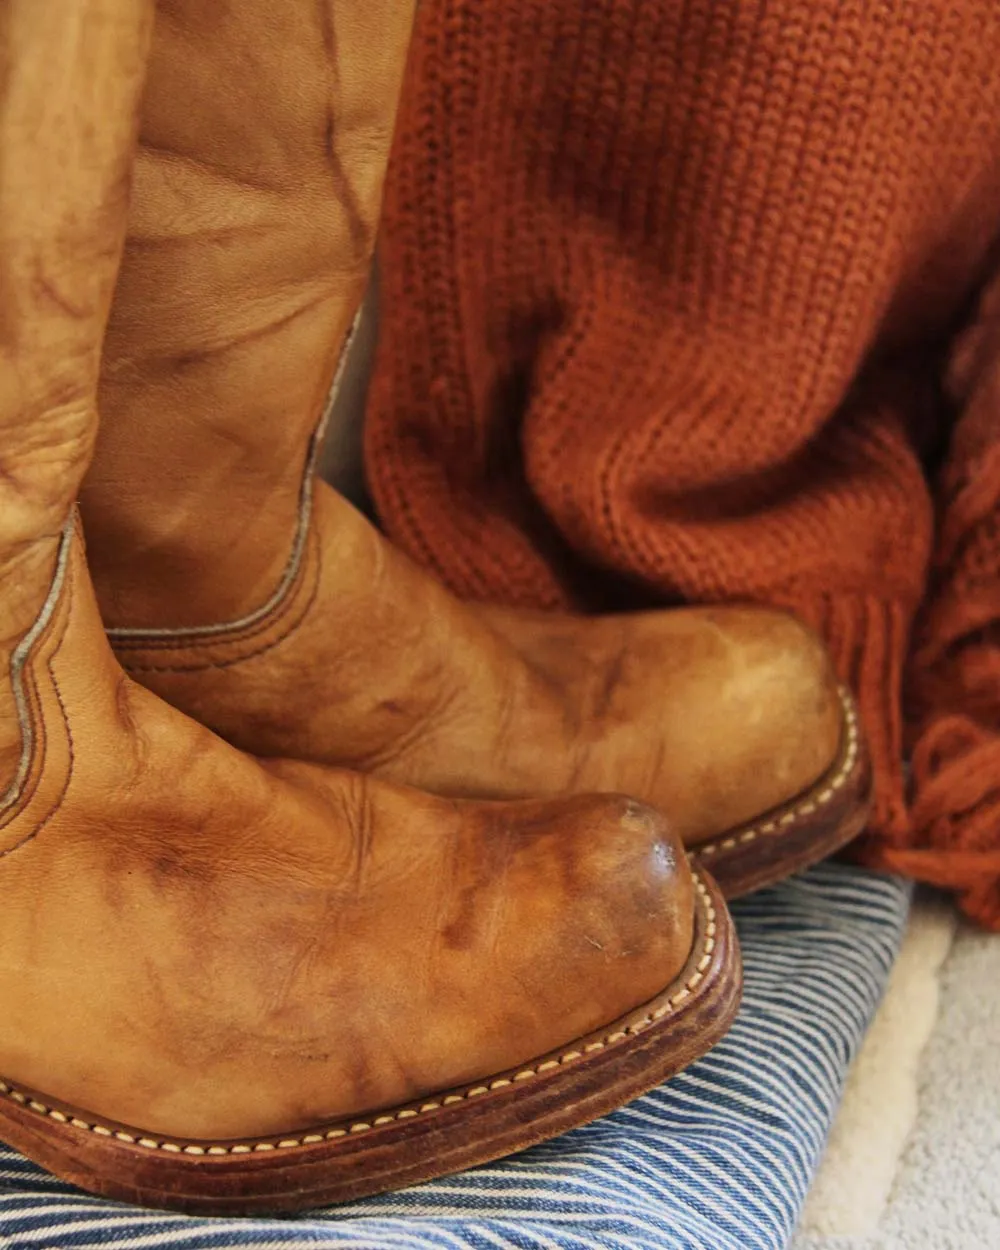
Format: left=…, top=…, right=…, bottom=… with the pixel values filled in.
left=0, top=0, right=740, bottom=1213
left=77, top=3, right=869, bottom=896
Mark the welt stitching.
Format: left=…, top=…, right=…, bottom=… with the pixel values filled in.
left=0, top=875, right=718, bottom=1156
left=691, top=687, right=861, bottom=862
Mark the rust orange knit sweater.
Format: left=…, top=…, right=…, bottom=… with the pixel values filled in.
left=365, top=0, right=1000, bottom=927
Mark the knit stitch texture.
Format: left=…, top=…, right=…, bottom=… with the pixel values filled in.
left=366, top=0, right=1000, bottom=927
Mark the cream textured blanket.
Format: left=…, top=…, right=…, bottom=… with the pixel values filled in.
left=795, top=893, right=1000, bottom=1250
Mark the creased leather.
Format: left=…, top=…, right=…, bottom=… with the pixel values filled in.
left=0, top=530, right=694, bottom=1140
left=111, top=485, right=846, bottom=845
left=0, top=0, right=696, bottom=1148
left=81, top=0, right=844, bottom=847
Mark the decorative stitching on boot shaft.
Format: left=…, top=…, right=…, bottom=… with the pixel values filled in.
left=0, top=519, right=77, bottom=858
left=0, top=518, right=74, bottom=822
left=106, top=316, right=359, bottom=647
left=0, top=876, right=718, bottom=1157
left=116, top=522, right=323, bottom=672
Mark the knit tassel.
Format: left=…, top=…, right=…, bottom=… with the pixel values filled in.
left=895, top=266, right=1000, bottom=930
left=872, top=716, right=1000, bottom=930
left=792, top=590, right=1000, bottom=929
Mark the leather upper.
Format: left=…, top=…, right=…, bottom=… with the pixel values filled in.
left=0, top=2, right=696, bottom=1147
left=78, top=0, right=844, bottom=847
left=0, top=532, right=695, bottom=1140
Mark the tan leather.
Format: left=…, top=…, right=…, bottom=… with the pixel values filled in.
left=80, top=0, right=843, bottom=847
left=0, top=0, right=152, bottom=782
left=83, top=0, right=417, bottom=622
left=109, top=485, right=843, bottom=845
left=2, top=530, right=693, bottom=1140
left=0, top=8, right=695, bottom=1146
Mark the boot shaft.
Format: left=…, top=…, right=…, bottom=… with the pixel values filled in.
left=84, top=0, right=416, bottom=625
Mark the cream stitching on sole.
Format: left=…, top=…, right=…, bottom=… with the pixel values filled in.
left=690, top=687, right=861, bottom=861
left=0, top=876, right=718, bottom=1157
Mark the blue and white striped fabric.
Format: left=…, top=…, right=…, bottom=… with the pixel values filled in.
left=0, top=863, right=910, bottom=1250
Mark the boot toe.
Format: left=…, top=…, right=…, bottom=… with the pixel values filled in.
left=664, top=608, right=844, bottom=844
left=483, top=792, right=697, bottom=1047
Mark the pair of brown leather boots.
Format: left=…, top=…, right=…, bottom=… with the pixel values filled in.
left=0, top=0, right=870, bottom=1214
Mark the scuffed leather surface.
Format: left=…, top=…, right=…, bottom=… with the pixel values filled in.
left=0, top=0, right=151, bottom=786
left=1, top=536, right=694, bottom=1139
left=113, top=482, right=844, bottom=844
left=0, top=0, right=695, bottom=1148
left=82, top=0, right=843, bottom=845
left=84, top=0, right=416, bottom=622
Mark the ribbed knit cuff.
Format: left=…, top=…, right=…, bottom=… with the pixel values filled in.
left=764, top=585, right=1000, bottom=928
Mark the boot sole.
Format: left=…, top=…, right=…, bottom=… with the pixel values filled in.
left=688, top=686, right=872, bottom=899
left=0, top=869, right=739, bottom=1215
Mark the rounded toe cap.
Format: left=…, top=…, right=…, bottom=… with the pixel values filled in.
left=664, top=608, right=844, bottom=845
left=493, top=793, right=696, bottom=1034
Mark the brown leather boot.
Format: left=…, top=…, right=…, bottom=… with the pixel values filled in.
left=81, top=1, right=870, bottom=899
left=0, top=0, right=738, bottom=1214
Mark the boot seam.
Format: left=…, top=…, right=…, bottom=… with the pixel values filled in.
left=106, top=313, right=360, bottom=654
left=116, top=520, right=322, bottom=673
left=0, top=519, right=76, bottom=853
